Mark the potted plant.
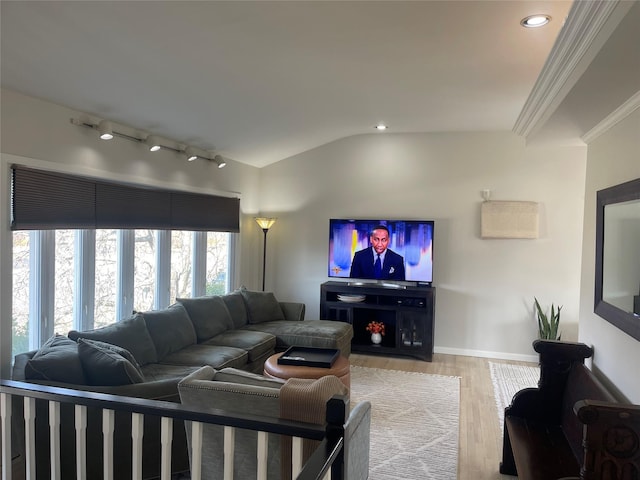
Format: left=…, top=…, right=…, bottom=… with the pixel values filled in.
left=534, top=297, right=562, bottom=340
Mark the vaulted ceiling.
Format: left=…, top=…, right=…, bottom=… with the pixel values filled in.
left=1, top=1, right=637, bottom=167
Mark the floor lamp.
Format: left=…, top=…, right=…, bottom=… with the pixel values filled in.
left=255, top=217, right=277, bottom=291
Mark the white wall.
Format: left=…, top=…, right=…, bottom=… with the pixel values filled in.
left=259, top=132, right=587, bottom=361
left=0, top=88, right=592, bottom=370
left=0, top=89, right=264, bottom=377
left=579, top=107, right=640, bottom=403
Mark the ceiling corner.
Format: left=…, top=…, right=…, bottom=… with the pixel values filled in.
left=513, top=0, right=634, bottom=139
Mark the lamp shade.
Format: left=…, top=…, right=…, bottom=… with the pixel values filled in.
left=255, top=217, right=277, bottom=230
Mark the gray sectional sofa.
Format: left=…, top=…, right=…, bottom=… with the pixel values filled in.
left=11, top=288, right=353, bottom=480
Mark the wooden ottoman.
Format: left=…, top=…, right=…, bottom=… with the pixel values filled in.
left=263, top=352, right=351, bottom=390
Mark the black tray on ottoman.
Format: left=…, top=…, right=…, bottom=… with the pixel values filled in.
left=277, top=346, right=339, bottom=368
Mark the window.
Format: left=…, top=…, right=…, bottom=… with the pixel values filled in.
left=170, top=231, right=193, bottom=305
left=95, top=229, right=118, bottom=327
left=11, top=228, right=234, bottom=356
left=54, top=230, right=75, bottom=335
left=10, top=165, right=239, bottom=356
left=134, top=229, right=157, bottom=313
left=12, top=232, right=30, bottom=358
left=206, top=232, right=230, bottom=295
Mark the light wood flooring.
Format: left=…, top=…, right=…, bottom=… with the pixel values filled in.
left=350, top=352, right=535, bottom=480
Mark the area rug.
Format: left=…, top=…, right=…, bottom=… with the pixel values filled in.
left=350, top=365, right=460, bottom=480
left=488, top=361, right=539, bottom=432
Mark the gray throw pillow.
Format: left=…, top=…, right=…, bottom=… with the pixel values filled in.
left=176, top=296, right=235, bottom=341
left=77, top=338, right=144, bottom=386
left=222, top=290, right=249, bottom=328
left=240, top=289, right=286, bottom=324
left=24, top=334, right=87, bottom=384
left=141, top=303, right=197, bottom=360
left=68, top=313, right=158, bottom=366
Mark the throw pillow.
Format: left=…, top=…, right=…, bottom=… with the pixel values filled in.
left=240, top=289, right=286, bottom=324
left=24, top=334, right=87, bottom=384
left=176, top=296, right=235, bottom=342
left=77, top=338, right=145, bottom=386
left=68, top=313, right=158, bottom=366
left=81, top=338, right=142, bottom=371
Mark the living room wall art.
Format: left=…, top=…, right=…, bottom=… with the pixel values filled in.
left=481, top=201, right=539, bottom=239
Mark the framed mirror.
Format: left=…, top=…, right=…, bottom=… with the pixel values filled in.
left=594, top=177, right=640, bottom=341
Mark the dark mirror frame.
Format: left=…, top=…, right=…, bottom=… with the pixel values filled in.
left=594, top=177, right=640, bottom=341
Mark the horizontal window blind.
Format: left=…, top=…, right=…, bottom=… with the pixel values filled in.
left=11, top=165, right=240, bottom=232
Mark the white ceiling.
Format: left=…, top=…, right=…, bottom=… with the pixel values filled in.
left=0, top=1, right=634, bottom=168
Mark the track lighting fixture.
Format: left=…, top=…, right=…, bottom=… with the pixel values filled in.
left=146, top=135, right=162, bottom=152
left=185, top=147, right=198, bottom=162
left=71, top=115, right=227, bottom=167
left=214, top=155, right=226, bottom=169
left=98, top=120, right=113, bottom=140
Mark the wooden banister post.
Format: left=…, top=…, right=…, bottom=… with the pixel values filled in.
left=326, top=395, right=348, bottom=480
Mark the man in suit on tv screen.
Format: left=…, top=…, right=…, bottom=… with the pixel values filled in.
left=349, top=225, right=406, bottom=280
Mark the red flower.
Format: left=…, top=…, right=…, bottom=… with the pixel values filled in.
left=366, top=321, right=385, bottom=336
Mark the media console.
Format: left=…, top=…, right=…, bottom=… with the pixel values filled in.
left=320, top=281, right=435, bottom=361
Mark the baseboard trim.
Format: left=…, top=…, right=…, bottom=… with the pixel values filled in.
left=434, top=346, right=538, bottom=364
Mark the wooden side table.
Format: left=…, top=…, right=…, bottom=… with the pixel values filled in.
left=263, top=352, right=351, bottom=390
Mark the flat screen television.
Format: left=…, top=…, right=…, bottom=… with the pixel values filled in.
left=328, top=219, right=434, bottom=285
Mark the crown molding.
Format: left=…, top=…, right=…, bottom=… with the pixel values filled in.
left=581, top=90, right=640, bottom=143
left=513, top=0, right=630, bottom=138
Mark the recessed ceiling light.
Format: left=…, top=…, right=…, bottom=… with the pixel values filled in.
left=375, top=124, right=388, bottom=131
left=521, top=14, right=551, bottom=28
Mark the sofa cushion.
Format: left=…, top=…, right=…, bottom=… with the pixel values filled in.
left=77, top=338, right=144, bottom=386
left=243, top=320, right=353, bottom=356
left=142, top=304, right=197, bottom=361
left=214, top=367, right=285, bottom=388
left=140, top=363, right=202, bottom=382
left=240, top=289, right=286, bottom=324
left=24, top=334, right=87, bottom=384
left=221, top=290, right=248, bottom=329
left=178, top=366, right=281, bottom=417
left=176, top=296, right=234, bottom=342
left=68, top=313, right=158, bottom=366
left=160, top=344, right=248, bottom=370
left=201, top=329, right=276, bottom=362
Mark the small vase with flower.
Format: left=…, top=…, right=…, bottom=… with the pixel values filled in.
left=366, top=321, right=385, bottom=345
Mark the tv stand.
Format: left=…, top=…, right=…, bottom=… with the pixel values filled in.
left=320, top=281, right=435, bottom=361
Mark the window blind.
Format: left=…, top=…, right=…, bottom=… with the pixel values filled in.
left=11, top=165, right=240, bottom=232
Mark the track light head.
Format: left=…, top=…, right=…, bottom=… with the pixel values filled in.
left=185, top=147, right=198, bottom=162
left=98, top=120, right=113, bottom=140
left=146, top=135, right=161, bottom=152
left=213, top=155, right=226, bottom=169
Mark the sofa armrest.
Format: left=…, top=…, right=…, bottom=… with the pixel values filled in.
left=345, top=401, right=372, bottom=480
left=279, top=302, right=305, bottom=322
